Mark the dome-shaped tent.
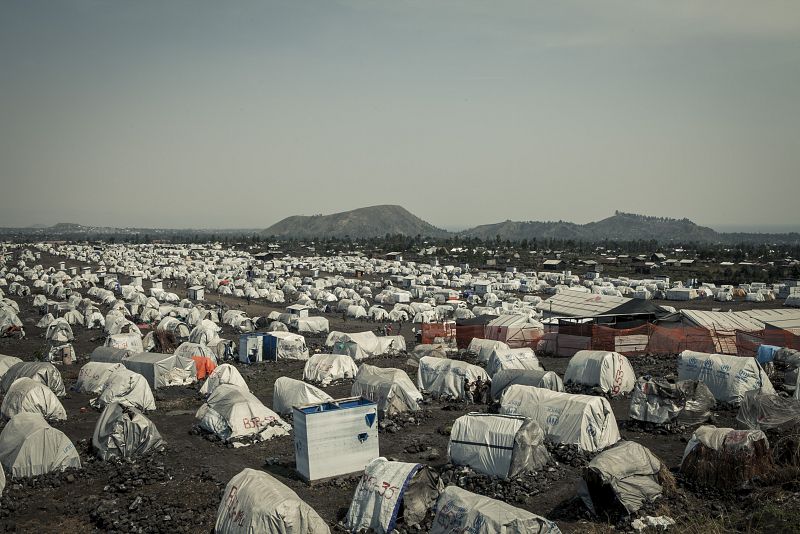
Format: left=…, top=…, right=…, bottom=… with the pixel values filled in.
left=92, top=401, right=164, bottom=461
left=0, top=413, right=81, bottom=478
left=0, top=362, right=66, bottom=397
left=199, top=364, right=249, bottom=397
left=1, top=377, right=67, bottom=422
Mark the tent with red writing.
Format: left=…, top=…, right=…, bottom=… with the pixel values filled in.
left=196, top=384, right=290, bottom=443
left=564, top=350, right=636, bottom=396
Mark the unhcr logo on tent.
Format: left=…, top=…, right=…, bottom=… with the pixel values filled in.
left=546, top=414, right=559, bottom=426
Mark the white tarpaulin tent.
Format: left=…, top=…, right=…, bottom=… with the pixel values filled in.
left=272, top=377, right=332, bottom=416
left=484, top=315, right=544, bottom=349
left=196, top=384, right=290, bottom=443
left=579, top=440, right=664, bottom=515
left=267, top=331, right=310, bottom=361
left=75, top=362, right=126, bottom=395
left=1, top=377, right=67, bottom=422
left=490, top=369, right=564, bottom=400
left=486, top=348, right=543, bottom=378
left=123, top=352, right=196, bottom=389
left=90, top=367, right=157, bottom=412
left=90, top=346, right=133, bottom=364
left=215, top=468, right=330, bottom=534
left=431, top=486, right=560, bottom=534
left=564, top=351, right=636, bottom=396
left=448, top=413, right=550, bottom=479
left=293, top=316, right=330, bottom=335
left=417, top=357, right=490, bottom=401
left=677, top=350, right=775, bottom=405
left=92, top=401, right=164, bottom=461
left=0, top=413, right=81, bottom=478
left=351, top=364, right=422, bottom=416
left=0, top=354, right=23, bottom=379
left=467, top=339, right=509, bottom=364
left=499, top=385, right=620, bottom=452
left=105, top=333, right=144, bottom=353
left=303, top=353, right=359, bottom=386
left=200, top=364, right=249, bottom=397
left=0, top=362, right=66, bottom=397
left=345, top=457, right=441, bottom=534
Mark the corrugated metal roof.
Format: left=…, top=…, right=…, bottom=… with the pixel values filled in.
left=679, top=309, right=764, bottom=332
left=537, top=289, right=631, bottom=317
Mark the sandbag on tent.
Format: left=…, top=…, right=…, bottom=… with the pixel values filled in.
left=302, top=353, right=359, bottom=386
left=737, top=390, right=800, bottom=431
left=486, top=348, right=543, bottom=378
left=351, top=364, right=423, bottom=417
left=490, top=369, right=564, bottom=401
left=677, top=350, right=774, bottom=405
left=680, top=425, right=773, bottom=489
left=564, top=351, right=636, bottom=396
left=499, top=385, right=620, bottom=452
left=0, top=354, right=23, bottom=378
left=448, top=413, right=550, bottom=479
left=123, top=352, right=196, bottom=389
left=431, top=486, right=560, bottom=534
left=196, top=384, right=290, bottom=443
left=92, top=401, right=164, bottom=461
left=467, top=339, right=510, bottom=364
left=272, top=377, right=332, bottom=416
left=200, top=364, right=249, bottom=397
left=174, top=341, right=217, bottom=380
left=293, top=316, right=329, bottom=335
left=265, top=331, right=310, bottom=361
left=417, top=357, right=490, bottom=401
left=345, top=457, right=442, bottom=534
left=215, top=468, right=330, bottom=534
left=105, top=332, right=144, bottom=353
left=629, top=377, right=715, bottom=426
left=0, top=362, right=66, bottom=397
left=91, top=367, right=157, bottom=412
left=75, top=362, right=125, bottom=394
left=0, top=413, right=81, bottom=478
left=1, top=377, right=67, bottom=421
left=579, top=441, right=665, bottom=515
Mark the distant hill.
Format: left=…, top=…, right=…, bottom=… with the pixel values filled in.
left=460, top=211, right=797, bottom=244
left=262, top=205, right=450, bottom=239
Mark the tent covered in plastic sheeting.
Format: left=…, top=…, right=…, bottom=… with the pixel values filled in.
left=0, top=413, right=81, bottom=478
left=490, top=369, right=564, bottom=401
left=92, top=401, right=164, bottom=461
left=302, top=353, right=359, bottom=386
left=189, top=319, right=221, bottom=345
left=272, top=377, right=332, bottom=416
left=499, top=385, right=620, bottom=452
left=45, top=317, right=73, bottom=343
left=680, top=425, right=773, bottom=488
left=91, top=367, right=157, bottom=412
left=564, top=351, right=636, bottom=397
left=737, top=390, right=800, bottom=431
left=200, top=364, right=249, bottom=397
left=328, top=331, right=382, bottom=360
left=1, top=377, right=67, bottom=421
left=448, top=413, right=550, bottom=479
left=431, top=486, right=561, bottom=534
left=75, top=362, right=126, bottom=394
left=629, top=378, right=715, bottom=426
left=292, top=316, right=330, bottom=335
left=410, top=344, right=448, bottom=361
left=345, top=457, right=442, bottom=534
left=467, top=338, right=509, bottom=364
left=105, top=333, right=144, bottom=353
left=417, top=357, right=490, bottom=401
left=123, top=352, right=196, bottom=389
left=677, top=350, right=775, bottom=405
left=0, top=354, right=22, bottom=380
left=266, top=331, right=310, bottom=361
left=174, top=342, right=217, bottom=380
left=196, top=384, right=291, bottom=443
left=579, top=441, right=664, bottom=515
left=215, top=468, right=330, bottom=534
left=90, top=346, right=133, bottom=364
left=156, top=316, right=191, bottom=338
left=486, top=347, right=543, bottom=378
left=484, top=315, right=544, bottom=349
left=351, top=364, right=422, bottom=417
left=0, top=362, right=66, bottom=397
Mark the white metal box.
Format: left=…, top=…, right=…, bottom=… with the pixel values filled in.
left=293, top=397, right=379, bottom=482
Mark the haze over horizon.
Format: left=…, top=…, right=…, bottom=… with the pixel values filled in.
left=2, top=1, right=799, bottom=231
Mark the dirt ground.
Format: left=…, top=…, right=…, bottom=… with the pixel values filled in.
left=0, top=251, right=798, bottom=533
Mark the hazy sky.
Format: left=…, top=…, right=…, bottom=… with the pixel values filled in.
left=1, top=1, right=799, bottom=231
